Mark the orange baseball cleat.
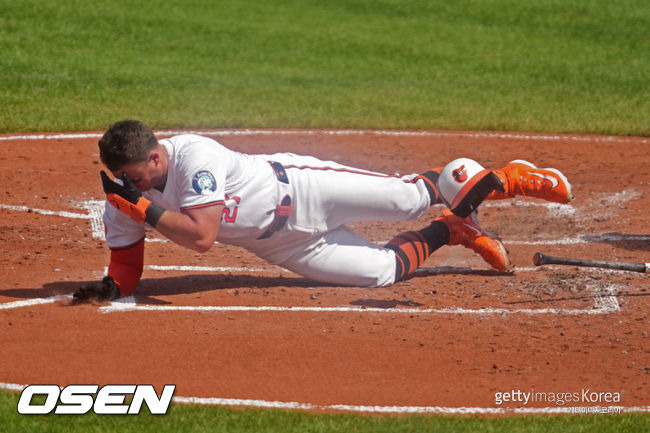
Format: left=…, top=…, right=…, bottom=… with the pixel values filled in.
left=434, top=209, right=512, bottom=272
left=491, top=160, right=574, bottom=203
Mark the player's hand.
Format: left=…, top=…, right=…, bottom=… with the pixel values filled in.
left=72, top=276, right=121, bottom=303
left=100, top=171, right=164, bottom=226
left=101, top=170, right=143, bottom=204
left=101, top=171, right=150, bottom=223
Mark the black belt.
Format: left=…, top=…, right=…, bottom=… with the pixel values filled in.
left=257, top=162, right=292, bottom=240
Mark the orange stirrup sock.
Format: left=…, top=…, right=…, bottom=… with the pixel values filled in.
left=384, top=221, right=449, bottom=281
left=416, top=167, right=443, bottom=205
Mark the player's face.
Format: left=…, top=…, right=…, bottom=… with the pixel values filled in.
left=112, top=152, right=163, bottom=191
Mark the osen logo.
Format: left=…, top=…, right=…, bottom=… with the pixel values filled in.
left=17, top=384, right=176, bottom=415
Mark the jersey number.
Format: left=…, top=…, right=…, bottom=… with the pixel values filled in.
left=222, top=194, right=240, bottom=223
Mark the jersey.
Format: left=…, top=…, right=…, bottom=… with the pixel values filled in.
left=103, top=134, right=432, bottom=287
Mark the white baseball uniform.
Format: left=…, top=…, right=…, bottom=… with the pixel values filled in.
left=104, top=134, right=432, bottom=287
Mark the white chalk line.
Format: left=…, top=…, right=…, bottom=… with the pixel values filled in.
left=77, top=200, right=105, bottom=239
left=98, top=295, right=620, bottom=316
left=99, top=281, right=621, bottom=315
left=105, top=266, right=619, bottom=317
left=139, top=264, right=642, bottom=277
left=144, top=264, right=592, bottom=274
left=482, top=199, right=578, bottom=218
left=0, top=203, right=88, bottom=219
left=0, top=382, right=24, bottom=392
left=172, top=396, right=650, bottom=415
left=99, top=265, right=277, bottom=276
left=0, top=381, right=646, bottom=415
left=500, top=234, right=650, bottom=245
left=0, top=295, right=72, bottom=310
left=1, top=129, right=647, bottom=144
left=146, top=265, right=272, bottom=273
left=0, top=284, right=621, bottom=316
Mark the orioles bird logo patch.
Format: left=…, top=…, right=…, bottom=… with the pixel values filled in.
left=452, top=165, right=467, bottom=183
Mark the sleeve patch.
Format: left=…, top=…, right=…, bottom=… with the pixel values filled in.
left=192, top=170, right=217, bottom=195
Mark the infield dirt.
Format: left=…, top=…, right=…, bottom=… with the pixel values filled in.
left=0, top=130, right=648, bottom=412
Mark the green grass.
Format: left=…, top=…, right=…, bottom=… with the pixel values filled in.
left=0, top=0, right=647, bottom=134
left=0, top=390, right=648, bottom=433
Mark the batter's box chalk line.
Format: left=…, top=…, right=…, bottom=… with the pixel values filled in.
left=0, top=283, right=621, bottom=316
left=0, top=295, right=72, bottom=311
left=96, top=282, right=621, bottom=315
left=0, top=278, right=622, bottom=316
left=0, top=380, right=647, bottom=415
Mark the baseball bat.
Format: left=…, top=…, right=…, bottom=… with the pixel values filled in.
left=533, top=252, right=649, bottom=273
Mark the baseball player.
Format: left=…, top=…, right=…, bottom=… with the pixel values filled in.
left=73, top=120, right=574, bottom=301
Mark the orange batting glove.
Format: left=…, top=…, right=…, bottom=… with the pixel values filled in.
left=100, top=171, right=165, bottom=227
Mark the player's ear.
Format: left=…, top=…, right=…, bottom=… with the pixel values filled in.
left=149, top=151, right=160, bottom=166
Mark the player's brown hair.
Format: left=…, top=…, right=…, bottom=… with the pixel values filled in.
left=98, top=120, right=159, bottom=171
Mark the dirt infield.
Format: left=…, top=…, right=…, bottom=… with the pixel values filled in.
left=0, top=129, right=648, bottom=415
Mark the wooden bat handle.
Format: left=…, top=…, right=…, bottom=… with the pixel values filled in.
left=533, top=252, right=649, bottom=273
